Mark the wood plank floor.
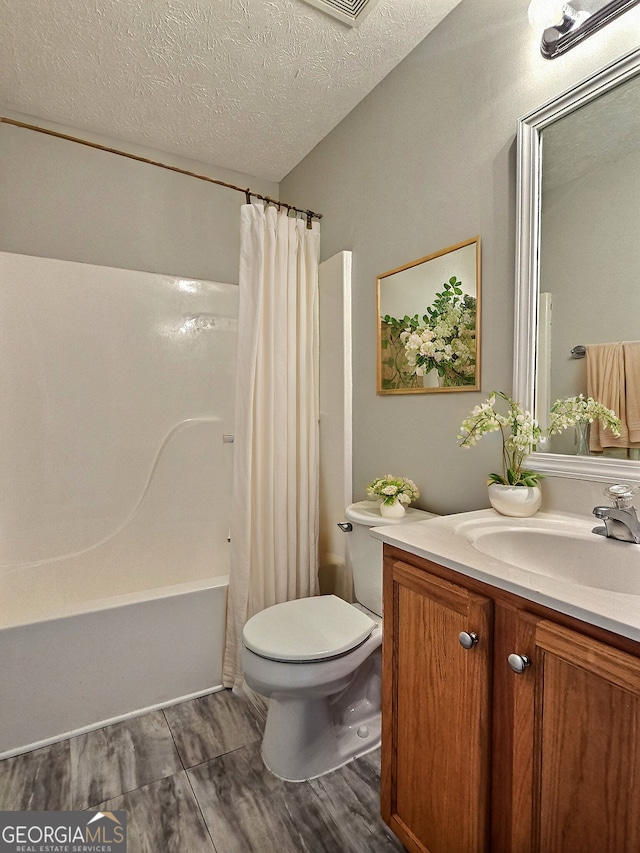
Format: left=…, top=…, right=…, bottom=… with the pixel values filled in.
left=0, top=688, right=404, bottom=853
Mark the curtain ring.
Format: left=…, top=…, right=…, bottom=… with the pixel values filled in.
left=245, top=189, right=251, bottom=204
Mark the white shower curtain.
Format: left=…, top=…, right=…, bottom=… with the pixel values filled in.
left=223, top=203, right=321, bottom=691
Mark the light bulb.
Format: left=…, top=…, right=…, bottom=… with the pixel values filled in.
left=527, top=0, right=566, bottom=29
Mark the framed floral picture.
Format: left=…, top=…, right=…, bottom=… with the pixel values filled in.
left=377, top=236, right=481, bottom=394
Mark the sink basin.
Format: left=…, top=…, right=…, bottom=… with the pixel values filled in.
left=456, top=515, right=640, bottom=595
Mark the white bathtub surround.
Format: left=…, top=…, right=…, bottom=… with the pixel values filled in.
left=0, top=253, right=237, bottom=570
left=0, top=254, right=236, bottom=756
left=224, top=204, right=321, bottom=690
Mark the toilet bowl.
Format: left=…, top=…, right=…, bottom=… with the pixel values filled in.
left=242, top=500, right=436, bottom=781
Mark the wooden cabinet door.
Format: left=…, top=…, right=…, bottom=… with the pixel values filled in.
left=511, top=618, right=640, bottom=853
left=382, top=558, right=493, bottom=853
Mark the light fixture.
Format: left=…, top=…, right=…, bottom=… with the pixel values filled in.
left=527, top=0, right=588, bottom=30
left=528, top=0, right=640, bottom=59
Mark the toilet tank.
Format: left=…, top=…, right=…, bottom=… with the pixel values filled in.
left=343, top=500, right=437, bottom=617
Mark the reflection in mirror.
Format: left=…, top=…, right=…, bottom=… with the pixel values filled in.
left=514, top=46, right=640, bottom=483
left=377, top=237, right=481, bottom=395
left=540, top=71, right=640, bottom=458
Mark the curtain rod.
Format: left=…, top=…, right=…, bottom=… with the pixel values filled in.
left=0, top=116, right=322, bottom=228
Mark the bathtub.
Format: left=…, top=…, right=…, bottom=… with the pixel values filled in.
left=1, top=571, right=228, bottom=759
left=1, top=420, right=231, bottom=758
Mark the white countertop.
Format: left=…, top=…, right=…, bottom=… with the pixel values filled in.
left=370, top=509, right=640, bottom=644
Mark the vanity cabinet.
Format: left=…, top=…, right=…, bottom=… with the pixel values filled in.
left=380, top=558, right=493, bottom=853
left=381, top=547, right=640, bottom=853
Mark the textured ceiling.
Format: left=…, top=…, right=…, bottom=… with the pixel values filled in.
left=0, top=0, right=461, bottom=182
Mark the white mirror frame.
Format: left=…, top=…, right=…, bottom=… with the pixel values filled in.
left=514, top=45, right=640, bottom=484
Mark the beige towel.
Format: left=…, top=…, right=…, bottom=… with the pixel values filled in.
left=587, top=342, right=640, bottom=450
left=587, top=343, right=626, bottom=450
left=623, top=342, right=640, bottom=443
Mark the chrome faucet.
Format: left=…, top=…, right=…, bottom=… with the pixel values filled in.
left=593, top=484, right=640, bottom=544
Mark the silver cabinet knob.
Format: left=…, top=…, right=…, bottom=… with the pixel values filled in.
left=508, top=653, right=531, bottom=674
left=458, top=631, right=479, bottom=649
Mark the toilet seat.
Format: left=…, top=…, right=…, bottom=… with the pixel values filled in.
left=243, top=594, right=375, bottom=663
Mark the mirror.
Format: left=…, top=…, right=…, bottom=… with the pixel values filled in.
left=377, top=237, right=481, bottom=395
left=514, top=45, right=640, bottom=483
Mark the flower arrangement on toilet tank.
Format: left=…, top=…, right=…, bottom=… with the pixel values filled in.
left=367, top=475, right=420, bottom=507
left=366, top=475, right=420, bottom=521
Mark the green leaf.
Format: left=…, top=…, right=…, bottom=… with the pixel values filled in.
left=487, top=473, right=507, bottom=485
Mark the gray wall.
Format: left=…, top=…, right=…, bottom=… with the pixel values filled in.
left=0, top=109, right=278, bottom=283
left=281, top=0, right=640, bottom=515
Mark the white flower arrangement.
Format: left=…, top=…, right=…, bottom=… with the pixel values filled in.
left=367, top=475, right=420, bottom=506
left=458, top=391, right=542, bottom=486
left=548, top=394, right=621, bottom=437
left=459, top=392, right=623, bottom=486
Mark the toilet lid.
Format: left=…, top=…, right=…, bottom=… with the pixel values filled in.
left=243, top=595, right=375, bottom=662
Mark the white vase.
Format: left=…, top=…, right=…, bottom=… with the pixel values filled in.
left=380, top=500, right=406, bottom=518
left=488, top=483, right=542, bottom=518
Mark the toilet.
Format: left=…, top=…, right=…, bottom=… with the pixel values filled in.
left=242, top=499, right=436, bottom=781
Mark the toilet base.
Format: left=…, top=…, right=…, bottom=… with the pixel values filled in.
left=260, top=649, right=381, bottom=782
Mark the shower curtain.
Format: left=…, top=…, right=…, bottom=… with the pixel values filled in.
left=223, top=203, right=321, bottom=690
